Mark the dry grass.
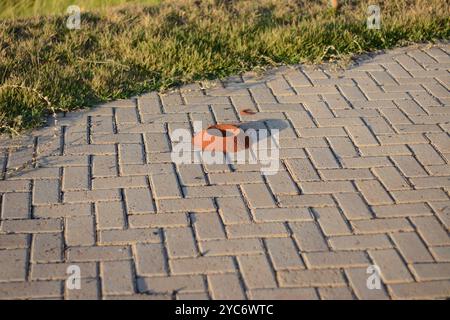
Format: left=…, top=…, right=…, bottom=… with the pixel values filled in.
left=0, top=0, right=160, bottom=19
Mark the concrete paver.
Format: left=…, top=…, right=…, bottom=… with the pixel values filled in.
left=0, top=44, right=450, bottom=299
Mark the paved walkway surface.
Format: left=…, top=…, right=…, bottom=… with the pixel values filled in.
left=1, top=44, right=450, bottom=300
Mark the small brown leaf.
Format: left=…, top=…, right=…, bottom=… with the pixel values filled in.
left=240, top=109, right=257, bottom=115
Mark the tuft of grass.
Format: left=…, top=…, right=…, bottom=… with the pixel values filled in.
left=0, top=0, right=449, bottom=134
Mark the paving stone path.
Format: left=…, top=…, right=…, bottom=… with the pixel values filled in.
left=0, top=44, right=449, bottom=300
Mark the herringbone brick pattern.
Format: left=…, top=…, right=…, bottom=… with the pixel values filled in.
left=1, top=44, right=449, bottom=300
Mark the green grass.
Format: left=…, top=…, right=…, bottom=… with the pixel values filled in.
left=0, top=0, right=160, bottom=19
left=0, top=0, right=449, bottom=134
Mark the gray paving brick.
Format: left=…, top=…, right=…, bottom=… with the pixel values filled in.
left=124, top=187, right=156, bottom=214
left=135, top=243, right=168, bottom=276
left=0, top=281, right=62, bottom=299
left=307, top=147, right=340, bottom=169
left=33, top=180, right=60, bottom=205
left=65, top=216, right=95, bottom=246
left=0, top=234, right=28, bottom=249
left=209, top=273, right=246, bottom=299
left=241, top=183, right=276, bottom=208
left=1, top=44, right=450, bottom=300
left=137, top=275, right=205, bottom=294
left=334, top=193, right=372, bottom=220
left=31, top=233, right=63, bottom=263
left=278, top=269, right=346, bottom=287
left=265, top=237, right=304, bottom=270
left=102, top=260, right=134, bottom=295
left=346, top=125, right=378, bottom=146
left=199, top=238, right=264, bottom=256
left=192, top=212, right=226, bottom=240
left=63, top=166, right=89, bottom=191
left=0, top=249, right=27, bottom=281
left=285, top=158, right=320, bottom=182
left=238, top=255, right=277, bottom=289
left=170, top=256, right=236, bottom=275
left=1, top=219, right=62, bottom=233
left=165, top=227, right=198, bottom=258
left=1, top=192, right=30, bottom=219
left=150, top=173, right=182, bottom=199
left=99, top=228, right=161, bottom=245
left=391, top=232, right=434, bottom=263
left=96, top=201, right=126, bottom=230
left=119, top=144, right=144, bottom=164
left=314, top=207, right=352, bottom=236
left=67, top=246, right=131, bottom=262
left=289, top=221, right=328, bottom=252
left=389, top=280, right=450, bottom=299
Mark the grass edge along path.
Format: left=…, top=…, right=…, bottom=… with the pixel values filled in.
left=0, top=0, right=449, bottom=134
